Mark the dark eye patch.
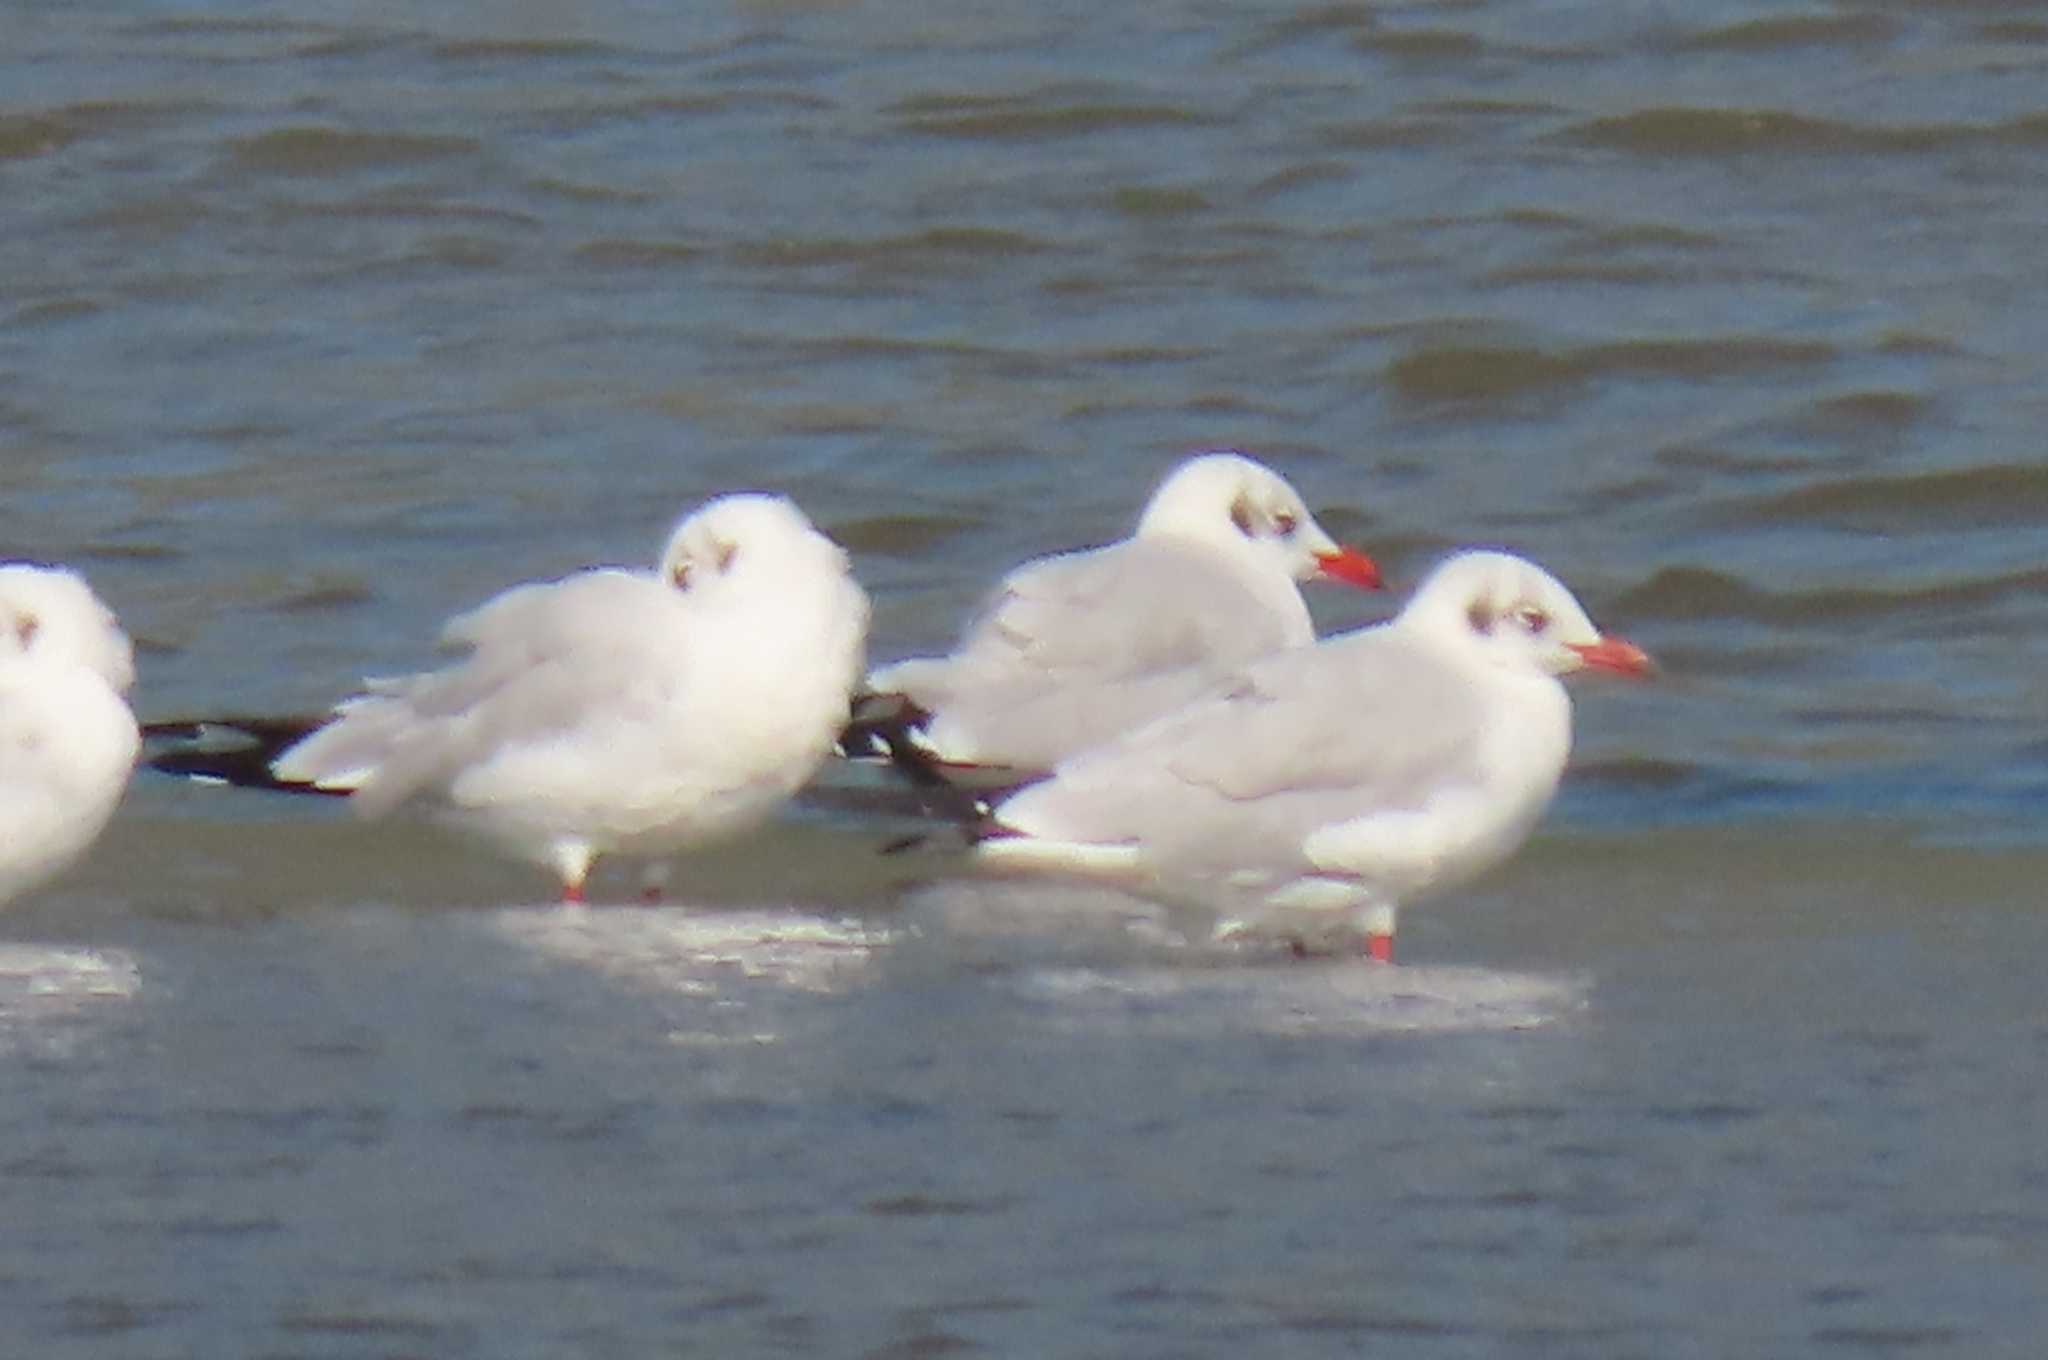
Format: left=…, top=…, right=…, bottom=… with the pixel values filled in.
left=12, top=612, right=38, bottom=648
left=1229, top=496, right=1255, bottom=537
left=1466, top=601, right=1495, bottom=634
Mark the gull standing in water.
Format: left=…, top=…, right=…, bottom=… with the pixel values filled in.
left=150, top=494, right=869, bottom=903
left=0, top=565, right=140, bottom=907
left=971, top=551, right=1653, bottom=961
left=849, top=452, right=1382, bottom=783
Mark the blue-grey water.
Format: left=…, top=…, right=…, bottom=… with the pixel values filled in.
left=6, top=0, right=2048, bottom=1353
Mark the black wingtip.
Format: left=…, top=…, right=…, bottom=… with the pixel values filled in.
left=965, top=817, right=1022, bottom=846
left=836, top=693, right=957, bottom=789
left=875, top=790, right=1032, bottom=858
left=840, top=693, right=1059, bottom=806
left=140, top=713, right=343, bottom=796
left=141, top=713, right=326, bottom=746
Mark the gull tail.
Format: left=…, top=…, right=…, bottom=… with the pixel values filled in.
left=140, top=714, right=345, bottom=796
left=838, top=691, right=1047, bottom=796
left=835, top=692, right=953, bottom=788
left=877, top=779, right=1044, bottom=857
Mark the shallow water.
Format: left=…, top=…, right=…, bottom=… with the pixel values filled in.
left=10, top=822, right=2048, bottom=1355
left=5, top=0, right=2048, bottom=1353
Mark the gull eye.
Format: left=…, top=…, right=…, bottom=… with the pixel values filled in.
left=715, top=541, right=739, bottom=572
left=1466, top=601, right=1495, bottom=634
left=11, top=612, right=38, bottom=648
left=1273, top=510, right=1298, bottom=537
left=1229, top=495, right=1255, bottom=537
left=1514, top=605, right=1550, bottom=634
left=670, top=560, right=693, bottom=590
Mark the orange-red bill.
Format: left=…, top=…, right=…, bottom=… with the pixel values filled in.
left=1567, top=635, right=1655, bottom=678
left=1313, top=546, right=1384, bottom=591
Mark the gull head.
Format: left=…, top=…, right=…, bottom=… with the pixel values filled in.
left=1401, top=550, right=1652, bottom=680
left=1134, top=451, right=1382, bottom=591
left=0, top=564, right=135, bottom=694
left=657, top=492, right=854, bottom=597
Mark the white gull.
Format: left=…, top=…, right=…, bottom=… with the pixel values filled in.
left=971, top=550, right=1652, bottom=961
left=853, top=451, right=1382, bottom=781
left=0, top=565, right=140, bottom=908
left=181, top=494, right=869, bottom=903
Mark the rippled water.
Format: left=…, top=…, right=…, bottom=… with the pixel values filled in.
left=5, top=0, right=2048, bottom=1353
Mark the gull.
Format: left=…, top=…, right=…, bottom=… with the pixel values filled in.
left=0, top=565, right=140, bottom=907
left=849, top=451, right=1382, bottom=783
left=148, top=494, right=869, bottom=903
left=969, top=550, right=1653, bottom=961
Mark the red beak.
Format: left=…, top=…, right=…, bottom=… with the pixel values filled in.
left=1313, top=546, right=1384, bottom=591
left=1567, top=635, right=1655, bottom=678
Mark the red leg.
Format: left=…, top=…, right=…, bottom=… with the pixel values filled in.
left=550, top=842, right=595, bottom=906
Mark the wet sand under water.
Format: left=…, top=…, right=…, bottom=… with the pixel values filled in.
left=1, top=799, right=2041, bottom=1354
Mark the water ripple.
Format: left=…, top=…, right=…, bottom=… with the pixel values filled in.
left=1564, top=107, right=2048, bottom=156
left=1613, top=563, right=2048, bottom=626
left=894, top=98, right=1219, bottom=141
left=223, top=127, right=483, bottom=176
left=1671, top=13, right=1898, bottom=52
left=1718, top=463, right=2048, bottom=532
left=1387, top=337, right=1837, bottom=404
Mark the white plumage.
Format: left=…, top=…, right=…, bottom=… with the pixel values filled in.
left=975, top=551, right=1653, bottom=960
left=0, top=565, right=140, bottom=907
left=272, top=493, right=870, bottom=900
left=862, top=452, right=1381, bottom=776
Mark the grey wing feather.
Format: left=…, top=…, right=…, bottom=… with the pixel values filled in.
left=970, top=538, right=1298, bottom=678
left=276, top=571, right=679, bottom=815
left=915, top=665, right=1236, bottom=773
left=997, top=631, right=1489, bottom=867
left=1160, top=633, right=1488, bottom=805
left=866, top=539, right=1303, bottom=766
left=423, top=570, right=648, bottom=706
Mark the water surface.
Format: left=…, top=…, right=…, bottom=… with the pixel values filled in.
left=5, top=0, right=2048, bottom=1353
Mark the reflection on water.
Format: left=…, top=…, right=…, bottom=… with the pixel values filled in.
left=1003, top=963, right=1589, bottom=1037
left=0, top=944, right=141, bottom=1056
left=3, top=823, right=2047, bottom=1354
left=486, top=904, right=887, bottom=1000
left=480, top=887, right=1589, bottom=1037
